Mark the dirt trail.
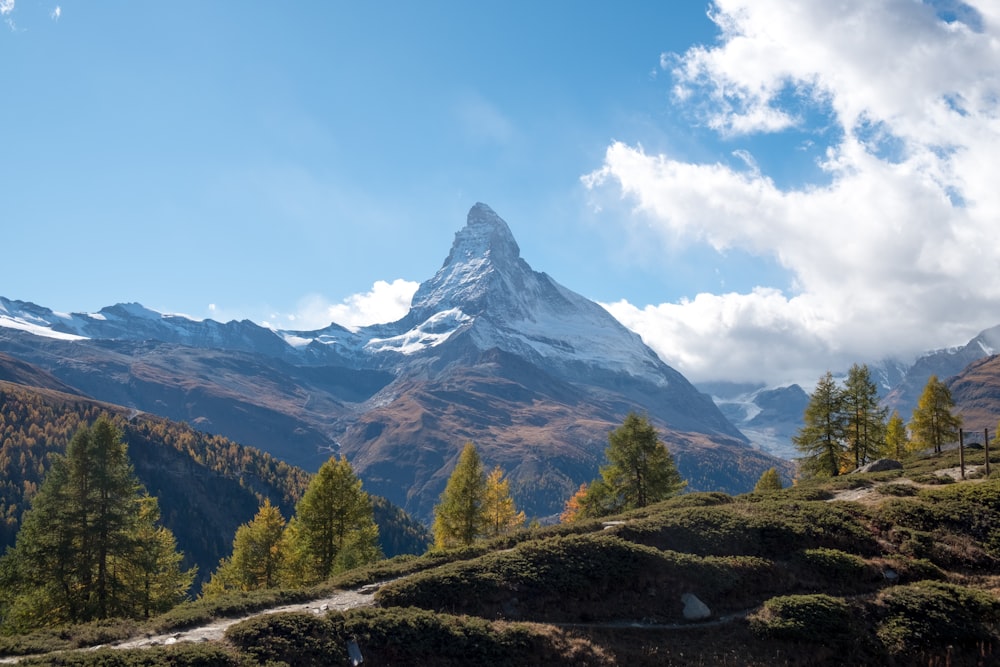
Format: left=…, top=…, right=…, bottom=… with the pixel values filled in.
left=827, top=465, right=982, bottom=504
left=116, top=583, right=380, bottom=649
left=0, top=583, right=382, bottom=663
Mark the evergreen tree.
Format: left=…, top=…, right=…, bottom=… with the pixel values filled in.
left=124, top=496, right=195, bottom=617
left=910, top=375, right=962, bottom=454
left=288, top=456, right=381, bottom=584
left=0, top=416, right=192, bottom=629
left=843, top=363, right=888, bottom=468
left=885, top=410, right=910, bottom=459
left=579, top=412, right=686, bottom=517
left=482, top=466, right=525, bottom=538
left=794, top=372, right=848, bottom=477
left=433, top=442, right=486, bottom=549
left=753, top=467, right=783, bottom=492
left=202, top=499, right=286, bottom=597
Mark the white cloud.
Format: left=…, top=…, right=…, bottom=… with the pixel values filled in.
left=287, top=279, right=419, bottom=332
left=0, top=0, right=13, bottom=16
left=585, top=0, right=1000, bottom=385
left=51, top=5, right=60, bottom=20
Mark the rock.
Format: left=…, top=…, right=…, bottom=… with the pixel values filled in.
left=853, top=458, right=903, bottom=474
left=681, top=593, right=711, bottom=621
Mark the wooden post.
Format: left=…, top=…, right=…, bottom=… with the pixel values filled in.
left=959, top=428, right=966, bottom=480
left=985, top=428, right=991, bottom=478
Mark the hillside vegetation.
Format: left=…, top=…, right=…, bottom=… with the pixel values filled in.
left=0, top=382, right=430, bottom=586
left=3, top=447, right=999, bottom=665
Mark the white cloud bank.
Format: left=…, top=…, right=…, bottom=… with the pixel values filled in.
left=586, top=0, right=1000, bottom=386
left=280, top=279, right=419, bottom=332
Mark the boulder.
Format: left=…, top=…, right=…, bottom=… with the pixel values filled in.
left=681, top=593, right=711, bottom=621
left=853, top=458, right=903, bottom=474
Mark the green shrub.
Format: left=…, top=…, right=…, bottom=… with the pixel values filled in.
left=875, top=483, right=916, bottom=497
left=614, top=499, right=877, bottom=559
left=749, top=594, right=854, bottom=641
left=225, top=611, right=345, bottom=666
left=227, top=607, right=613, bottom=667
left=17, top=643, right=243, bottom=666
left=875, top=581, right=1000, bottom=654
left=375, top=532, right=782, bottom=622
left=791, top=548, right=877, bottom=592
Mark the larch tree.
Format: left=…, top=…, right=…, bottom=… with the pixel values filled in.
left=560, top=482, right=589, bottom=523
left=202, top=498, right=287, bottom=597
left=482, top=466, right=525, bottom=538
left=794, top=372, right=848, bottom=477
left=288, top=456, right=381, bottom=584
left=578, top=412, right=686, bottom=518
left=910, top=375, right=962, bottom=454
left=885, top=410, right=910, bottom=459
left=433, top=442, right=487, bottom=549
left=124, top=495, right=195, bottom=618
left=843, top=363, right=888, bottom=468
left=0, top=416, right=192, bottom=629
left=753, top=467, right=783, bottom=492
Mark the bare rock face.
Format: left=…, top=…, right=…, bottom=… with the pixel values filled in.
left=681, top=593, right=711, bottom=621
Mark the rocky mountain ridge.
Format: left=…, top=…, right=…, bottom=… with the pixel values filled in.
left=0, top=204, right=783, bottom=521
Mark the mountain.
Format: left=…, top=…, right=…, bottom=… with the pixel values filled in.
left=946, top=354, right=1000, bottom=438
left=881, top=325, right=1000, bottom=420
left=699, top=382, right=810, bottom=461
left=0, top=203, right=788, bottom=522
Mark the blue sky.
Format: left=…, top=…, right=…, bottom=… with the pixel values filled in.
left=3, top=1, right=999, bottom=386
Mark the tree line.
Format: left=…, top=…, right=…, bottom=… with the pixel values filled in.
left=794, top=365, right=963, bottom=477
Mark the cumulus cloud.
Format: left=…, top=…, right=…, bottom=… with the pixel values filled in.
left=0, top=0, right=13, bottom=15
left=51, top=5, right=60, bottom=20
left=585, top=0, right=1000, bottom=385
left=286, top=279, right=419, bottom=332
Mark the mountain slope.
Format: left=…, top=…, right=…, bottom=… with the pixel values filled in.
left=0, top=203, right=788, bottom=522
left=0, top=380, right=430, bottom=585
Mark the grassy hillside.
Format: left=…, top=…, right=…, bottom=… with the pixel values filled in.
left=4, top=446, right=998, bottom=665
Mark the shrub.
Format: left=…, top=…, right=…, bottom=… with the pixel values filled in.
left=875, top=483, right=917, bottom=497
left=227, top=607, right=613, bottom=667
left=375, top=532, right=783, bottom=622
left=614, top=499, right=877, bottom=559
left=875, top=581, right=1000, bottom=655
left=17, top=643, right=243, bottom=666
left=749, top=594, right=854, bottom=642
left=790, top=548, right=878, bottom=593
left=225, top=611, right=345, bottom=666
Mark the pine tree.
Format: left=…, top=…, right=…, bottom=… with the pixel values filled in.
left=433, top=442, right=486, bottom=549
left=289, top=456, right=381, bottom=584
left=885, top=410, right=909, bottom=459
left=842, top=364, right=888, bottom=468
left=753, top=467, right=783, bottom=492
left=0, top=415, right=192, bottom=629
left=794, top=372, right=848, bottom=477
left=482, top=466, right=525, bottom=537
left=579, top=412, right=686, bottom=517
left=202, top=498, right=286, bottom=597
left=910, top=375, right=962, bottom=454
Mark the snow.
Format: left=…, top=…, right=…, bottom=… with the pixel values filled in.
left=365, top=308, right=470, bottom=355
left=0, top=314, right=87, bottom=341
left=281, top=333, right=314, bottom=348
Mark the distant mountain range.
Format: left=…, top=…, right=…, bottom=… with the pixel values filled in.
left=698, top=326, right=1000, bottom=460
left=0, top=203, right=786, bottom=522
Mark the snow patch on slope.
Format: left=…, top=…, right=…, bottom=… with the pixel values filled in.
left=365, top=308, right=471, bottom=355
